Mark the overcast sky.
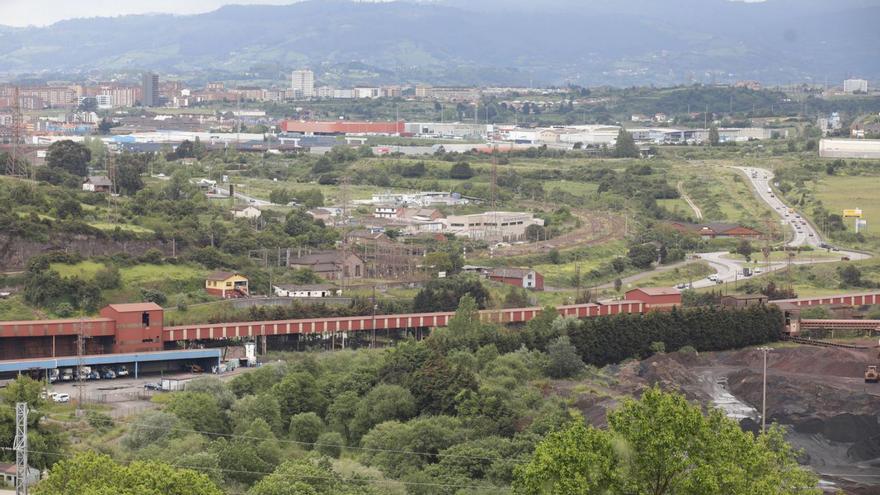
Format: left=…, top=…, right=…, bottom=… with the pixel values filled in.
left=0, top=0, right=301, bottom=27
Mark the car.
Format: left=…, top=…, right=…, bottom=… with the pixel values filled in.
left=707, top=274, right=719, bottom=282
left=754, top=268, right=763, bottom=274
left=52, top=393, right=70, bottom=403
left=832, top=247, right=840, bottom=252
left=675, top=283, right=687, bottom=289
left=87, top=371, right=101, bottom=380
left=841, top=256, right=851, bottom=261
left=144, top=382, right=161, bottom=391
left=115, top=366, right=129, bottom=377
left=808, top=233, right=814, bottom=237
left=101, top=369, right=116, bottom=379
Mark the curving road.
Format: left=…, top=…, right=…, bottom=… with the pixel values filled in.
left=685, top=166, right=869, bottom=289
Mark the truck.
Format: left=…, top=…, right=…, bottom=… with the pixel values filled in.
left=866, top=365, right=879, bottom=383
left=60, top=368, right=73, bottom=381
left=742, top=267, right=752, bottom=277
left=160, top=378, right=184, bottom=392
left=767, top=187, right=772, bottom=193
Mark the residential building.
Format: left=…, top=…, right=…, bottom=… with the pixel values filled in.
left=273, top=284, right=340, bottom=298
left=488, top=267, right=544, bottom=291
left=625, top=287, right=681, bottom=309
left=231, top=205, right=262, bottom=219
left=291, top=69, right=315, bottom=98
left=142, top=72, right=159, bottom=107
left=287, top=250, right=364, bottom=280
left=1, top=462, right=40, bottom=487
left=205, top=271, right=249, bottom=298
left=374, top=205, right=403, bottom=219
left=354, top=87, right=381, bottom=99
left=443, top=211, right=544, bottom=242
left=82, top=176, right=112, bottom=193
left=843, top=78, right=868, bottom=94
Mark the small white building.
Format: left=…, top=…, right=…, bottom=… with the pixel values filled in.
left=231, top=205, right=262, bottom=219
left=273, top=284, right=340, bottom=298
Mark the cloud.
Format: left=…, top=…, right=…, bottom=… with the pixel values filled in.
left=0, top=0, right=300, bottom=27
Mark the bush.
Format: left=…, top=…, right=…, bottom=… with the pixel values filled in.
left=649, top=341, right=666, bottom=355
left=315, top=431, right=344, bottom=458
left=86, top=410, right=113, bottom=431
left=55, top=302, right=74, bottom=317
left=546, top=335, right=584, bottom=378
left=140, top=288, right=167, bottom=306
left=289, top=412, right=325, bottom=448
left=94, top=265, right=121, bottom=289
left=139, top=248, right=164, bottom=264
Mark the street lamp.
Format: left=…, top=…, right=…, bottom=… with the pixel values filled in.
left=757, top=346, right=773, bottom=434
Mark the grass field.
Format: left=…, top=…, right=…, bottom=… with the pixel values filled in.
left=637, top=262, right=714, bottom=288
left=810, top=175, right=880, bottom=243
left=88, top=222, right=155, bottom=234
left=676, top=164, right=773, bottom=224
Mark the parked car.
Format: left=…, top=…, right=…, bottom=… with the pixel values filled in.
left=52, top=393, right=70, bottom=403
left=144, top=382, right=161, bottom=391
left=87, top=371, right=101, bottom=380
left=101, top=369, right=116, bottom=379
left=115, top=365, right=129, bottom=377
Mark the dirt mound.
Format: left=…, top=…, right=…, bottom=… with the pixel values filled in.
left=717, top=345, right=871, bottom=379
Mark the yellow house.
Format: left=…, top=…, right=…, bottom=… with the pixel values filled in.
left=205, top=271, right=249, bottom=299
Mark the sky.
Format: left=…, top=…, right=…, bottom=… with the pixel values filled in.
left=0, top=0, right=299, bottom=27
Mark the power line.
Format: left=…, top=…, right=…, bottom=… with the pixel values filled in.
left=0, top=447, right=509, bottom=492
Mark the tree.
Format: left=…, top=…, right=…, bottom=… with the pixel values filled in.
left=46, top=140, right=91, bottom=177
left=613, top=129, right=640, bottom=158
left=349, top=384, right=416, bottom=442
left=525, top=224, right=546, bottom=242
left=708, top=124, right=720, bottom=146
left=514, top=387, right=820, bottom=495
left=838, top=264, right=864, bottom=288
left=269, top=188, right=291, bottom=205
left=55, top=198, right=83, bottom=219
left=548, top=248, right=561, bottom=264
left=116, top=159, right=144, bottom=195
left=545, top=335, right=584, bottom=378
left=289, top=412, right=325, bottom=448
left=272, top=371, right=327, bottom=420
left=231, top=394, right=284, bottom=435
left=166, top=392, right=227, bottom=434
left=315, top=431, right=345, bottom=458
left=627, top=243, right=657, bottom=269
left=33, top=451, right=223, bottom=495
left=735, top=239, right=754, bottom=262
left=1, top=375, right=44, bottom=406
left=449, top=161, right=474, bottom=179
left=248, top=457, right=375, bottom=495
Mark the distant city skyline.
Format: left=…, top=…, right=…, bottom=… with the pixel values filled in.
left=0, top=0, right=299, bottom=27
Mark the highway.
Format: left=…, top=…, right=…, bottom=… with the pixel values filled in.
left=687, top=166, right=869, bottom=289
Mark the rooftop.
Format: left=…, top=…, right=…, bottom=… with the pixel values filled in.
left=105, top=302, right=163, bottom=312
left=628, top=287, right=681, bottom=296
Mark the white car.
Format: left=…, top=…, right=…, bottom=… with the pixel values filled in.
left=52, top=393, right=70, bottom=403
left=707, top=274, right=719, bottom=282
left=754, top=268, right=763, bottom=274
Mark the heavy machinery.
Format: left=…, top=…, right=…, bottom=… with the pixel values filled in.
left=865, top=365, right=879, bottom=383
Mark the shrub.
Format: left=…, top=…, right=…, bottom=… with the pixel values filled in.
left=315, top=431, right=344, bottom=458
left=649, top=341, right=666, bottom=355
left=546, top=335, right=584, bottom=378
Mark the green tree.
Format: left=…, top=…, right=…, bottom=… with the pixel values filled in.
left=46, top=140, right=91, bottom=177
left=449, top=161, right=474, bottom=179
left=545, top=335, right=584, bottom=378
left=214, top=419, right=281, bottom=485
left=166, top=391, right=228, bottom=434
left=248, top=457, right=375, bottom=495
left=269, top=188, right=290, bottom=205
left=627, top=243, right=657, bottom=269
left=272, top=371, right=327, bottom=420
left=289, top=412, right=325, bottom=448
left=513, top=387, right=821, bottom=495
left=116, top=159, right=144, bottom=195
left=231, top=394, right=283, bottom=435
left=736, top=239, right=754, bottom=262
left=1, top=375, right=44, bottom=406
left=34, top=451, right=223, bottom=495
left=349, top=384, right=416, bottom=442
left=613, top=129, right=640, bottom=158
left=315, top=431, right=345, bottom=458
left=838, top=264, right=864, bottom=287
left=708, top=124, right=720, bottom=146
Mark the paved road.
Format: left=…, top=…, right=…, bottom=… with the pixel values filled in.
left=684, top=166, right=869, bottom=289
left=211, top=185, right=273, bottom=206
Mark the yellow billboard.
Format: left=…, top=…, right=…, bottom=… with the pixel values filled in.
left=843, top=208, right=863, bottom=218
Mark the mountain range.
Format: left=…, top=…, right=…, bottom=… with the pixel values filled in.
left=0, top=0, right=877, bottom=86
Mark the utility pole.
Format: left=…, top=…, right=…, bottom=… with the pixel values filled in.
left=14, top=402, right=28, bottom=495
left=76, top=313, right=85, bottom=415
left=758, top=346, right=772, bottom=434
left=371, top=285, right=377, bottom=349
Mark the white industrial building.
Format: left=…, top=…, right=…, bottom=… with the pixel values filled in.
left=819, top=138, right=880, bottom=159
left=443, top=211, right=544, bottom=242
left=403, top=122, right=490, bottom=139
